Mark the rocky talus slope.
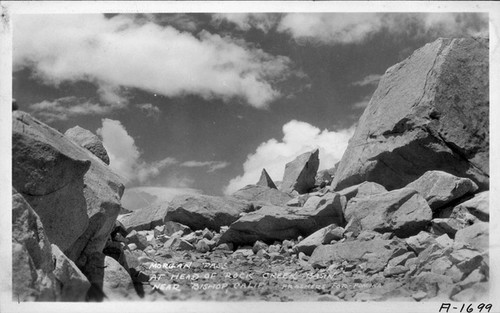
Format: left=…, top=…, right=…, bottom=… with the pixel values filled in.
left=12, top=37, right=489, bottom=302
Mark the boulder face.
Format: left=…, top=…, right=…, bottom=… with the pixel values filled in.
left=345, top=188, right=432, bottom=237
left=12, top=111, right=125, bottom=284
left=165, top=194, right=254, bottom=231
left=232, top=184, right=292, bottom=208
left=256, top=168, right=277, bottom=189
left=406, top=170, right=478, bottom=211
left=280, top=149, right=320, bottom=194
left=64, top=125, right=110, bottom=165
left=117, top=205, right=169, bottom=232
left=332, top=38, right=489, bottom=192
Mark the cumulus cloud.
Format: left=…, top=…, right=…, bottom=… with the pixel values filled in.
left=224, top=120, right=354, bottom=195
left=30, top=96, right=123, bottom=122
left=121, top=186, right=201, bottom=211
left=137, top=103, right=161, bottom=118
left=277, top=13, right=488, bottom=44
left=181, top=160, right=230, bottom=173
left=97, top=118, right=177, bottom=184
left=212, top=13, right=280, bottom=32
left=14, top=14, right=292, bottom=109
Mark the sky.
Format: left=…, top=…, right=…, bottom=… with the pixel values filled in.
left=11, top=11, right=489, bottom=210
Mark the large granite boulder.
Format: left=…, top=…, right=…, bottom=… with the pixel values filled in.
left=220, top=193, right=345, bottom=246
left=65, top=125, right=110, bottom=165
left=454, top=222, right=488, bottom=253
left=51, top=245, right=91, bottom=301
left=256, top=168, right=277, bottom=189
left=12, top=111, right=125, bottom=287
left=219, top=206, right=316, bottom=245
left=232, top=184, right=292, bottom=208
left=452, top=191, right=489, bottom=222
left=332, top=38, right=489, bottom=192
left=117, top=205, right=169, bottom=232
left=406, top=170, right=478, bottom=211
left=280, top=149, right=319, bottom=194
left=165, top=194, right=254, bottom=231
left=345, top=188, right=432, bottom=237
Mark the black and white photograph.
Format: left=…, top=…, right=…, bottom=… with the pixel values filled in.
left=1, top=1, right=499, bottom=312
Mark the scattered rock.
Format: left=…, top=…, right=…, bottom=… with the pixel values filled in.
left=332, top=38, right=489, bottom=191
left=65, top=125, right=110, bottom=165
left=280, top=149, right=319, bottom=194
left=164, top=221, right=192, bottom=236
left=309, top=238, right=408, bottom=272
left=405, top=231, right=437, bottom=254
left=405, top=171, right=478, bottom=211
left=315, top=169, right=333, bottom=188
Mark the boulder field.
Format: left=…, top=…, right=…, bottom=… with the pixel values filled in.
left=12, top=37, right=489, bottom=302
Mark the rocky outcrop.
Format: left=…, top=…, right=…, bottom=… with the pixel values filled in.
left=232, top=184, right=292, bottom=208
left=256, top=168, right=277, bottom=189
left=345, top=188, right=432, bottom=237
left=12, top=111, right=125, bottom=299
left=332, top=38, right=489, bottom=192
left=65, top=125, right=110, bottom=165
left=406, top=171, right=478, bottom=211
left=280, top=149, right=319, bottom=194
left=165, top=194, right=254, bottom=231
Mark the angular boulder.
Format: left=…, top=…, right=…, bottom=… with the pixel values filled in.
left=12, top=111, right=125, bottom=285
left=454, top=222, right=488, bottom=252
left=295, top=224, right=344, bottom=256
left=297, top=192, right=345, bottom=228
left=309, top=238, right=408, bottom=272
left=256, top=168, right=277, bottom=189
left=332, top=38, right=489, bottom=192
left=452, top=191, right=489, bottom=222
left=406, top=170, right=478, bottom=211
left=65, top=125, right=110, bottom=165
left=280, top=149, right=319, bottom=194
left=219, top=206, right=316, bottom=245
left=315, top=169, right=333, bottom=188
left=165, top=194, right=253, bottom=231
left=102, top=256, right=138, bottom=300
left=336, top=181, right=387, bottom=201
left=232, top=184, right=292, bottom=208
left=345, top=188, right=432, bottom=237
left=117, top=205, right=168, bottom=232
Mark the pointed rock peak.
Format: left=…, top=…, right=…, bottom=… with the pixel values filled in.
left=280, top=149, right=320, bottom=194
left=256, top=168, right=277, bottom=189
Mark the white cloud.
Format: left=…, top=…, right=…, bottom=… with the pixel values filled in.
left=212, top=13, right=279, bottom=32
left=29, top=96, right=122, bottom=122
left=181, top=160, right=230, bottom=173
left=14, top=14, right=292, bottom=109
left=224, top=120, right=354, bottom=195
left=137, top=103, right=161, bottom=118
left=121, top=186, right=201, bottom=211
left=352, top=74, right=382, bottom=87
left=277, top=13, right=488, bottom=44
left=97, top=118, right=177, bottom=184
left=352, top=95, right=371, bottom=109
